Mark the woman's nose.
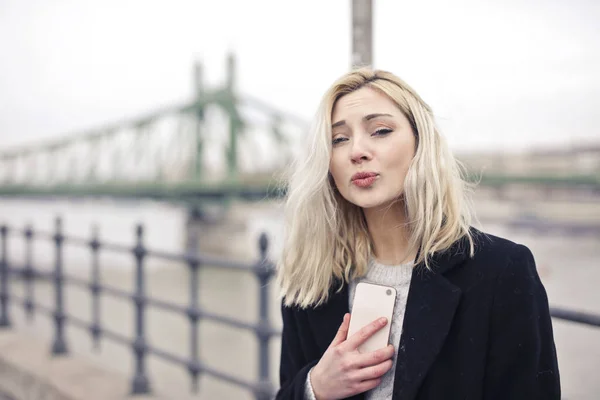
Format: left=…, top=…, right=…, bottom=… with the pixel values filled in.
left=350, top=139, right=371, bottom=164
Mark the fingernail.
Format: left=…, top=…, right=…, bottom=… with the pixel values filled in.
left=379, top=317, right=387, bottom=325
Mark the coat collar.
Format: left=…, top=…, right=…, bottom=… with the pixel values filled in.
left=306, top=234, right=473, bottom=400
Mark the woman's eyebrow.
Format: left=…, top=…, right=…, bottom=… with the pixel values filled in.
left=364, top=113, right=393, bottom=121
left=332, top=120, right=346, bottom=129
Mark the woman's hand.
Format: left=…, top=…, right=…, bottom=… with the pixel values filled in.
left=310, top=313, right=395, bottom=400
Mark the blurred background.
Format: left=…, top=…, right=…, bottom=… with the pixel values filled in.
left=0, top=0, right=598, bottom=399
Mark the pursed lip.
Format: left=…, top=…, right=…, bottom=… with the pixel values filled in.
left=351, top=171, right=379, bottom=181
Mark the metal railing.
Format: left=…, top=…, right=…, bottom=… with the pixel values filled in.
left=0, top=217, right=279, bottom=400
left=0, top=218, right=599, bottom=400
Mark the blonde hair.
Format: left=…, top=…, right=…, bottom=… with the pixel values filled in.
left=277, top=68, right=475, bottom=308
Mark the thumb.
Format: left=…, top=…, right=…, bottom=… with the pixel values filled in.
left=330, top=313, right=350, bottom=346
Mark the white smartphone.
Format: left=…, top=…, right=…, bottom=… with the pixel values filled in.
left=347, top=282, right=396, bottom=353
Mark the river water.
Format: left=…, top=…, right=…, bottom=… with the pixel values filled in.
left=0, top=197, right=598, bottom=399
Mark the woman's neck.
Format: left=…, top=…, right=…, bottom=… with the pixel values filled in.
left=363, top=202, right=415, bottom=265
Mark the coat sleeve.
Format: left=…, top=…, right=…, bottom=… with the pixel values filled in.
left=276, top=302, right=320, bottom=400
left=483, top=244, right=561, bottom=400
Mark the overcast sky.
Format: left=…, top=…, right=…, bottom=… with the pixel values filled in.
left=0, top=0, right=598, bottom=153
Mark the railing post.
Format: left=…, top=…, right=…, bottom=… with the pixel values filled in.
left=89, top=224, right=102, bottom=350
left=51, top=217, right=68, bottom=355
left=0, top=225, right=10, bottom=328
left=24, top=224, right=35, bottom=321
left=131, top=223, right=151, bottom=395
left=254, top=232, right=274, bottom=400
left=186, top=208, right=202, bottom=392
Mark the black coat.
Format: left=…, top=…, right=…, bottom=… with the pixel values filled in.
left=276, top=230, right=560, bottom=400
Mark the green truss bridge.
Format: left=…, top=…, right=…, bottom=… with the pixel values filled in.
left=0, top=55, right=598, bottom=203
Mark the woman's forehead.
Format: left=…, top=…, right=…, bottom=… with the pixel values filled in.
left=332, top=87, right=399, bottom=123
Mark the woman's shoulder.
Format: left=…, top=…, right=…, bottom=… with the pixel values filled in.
left=466, top=227, right=538, bottom=278
left=439, top=229, right=546, bottom=306
left=470, top=227, right=530, bottom=255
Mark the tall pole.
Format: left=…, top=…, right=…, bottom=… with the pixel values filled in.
left=351, top=0, right=373, bottom=68
left=193, top=62, right=204, bottom=180
left=226, top=53, right=239, bottom=181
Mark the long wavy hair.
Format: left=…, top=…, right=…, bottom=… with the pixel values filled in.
left=277, top=68, right=475, bottom=308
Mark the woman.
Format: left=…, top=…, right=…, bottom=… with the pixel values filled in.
left=275, top=68, right=560, bottom=400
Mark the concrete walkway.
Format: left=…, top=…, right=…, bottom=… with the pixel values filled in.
left=0, top=330, right=165, bottom=400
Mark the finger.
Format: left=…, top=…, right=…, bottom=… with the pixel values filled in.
left=352, top=377, right=382, bottom=395
left=330, top=313, right=350, bottom=346
left=343, top=317, right=388, bottom=350
left=355, top=344, right=395, bottom=368
left=353, top=359, right=393, bottom=381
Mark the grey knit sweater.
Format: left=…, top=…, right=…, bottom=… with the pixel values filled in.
left=305, top=258, right=413, bottom=400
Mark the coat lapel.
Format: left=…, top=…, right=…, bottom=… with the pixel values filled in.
left=392, top=239, right=470, bottom=400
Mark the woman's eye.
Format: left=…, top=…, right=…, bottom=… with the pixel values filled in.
left=332, top=137, right=347, bottom=145
left=372, top=128, right=392, bottom=136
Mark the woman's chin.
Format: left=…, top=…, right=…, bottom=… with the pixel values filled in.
left=346, top=195, right=387, bottom=210
left=344, top=193, right=404, bottom=211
